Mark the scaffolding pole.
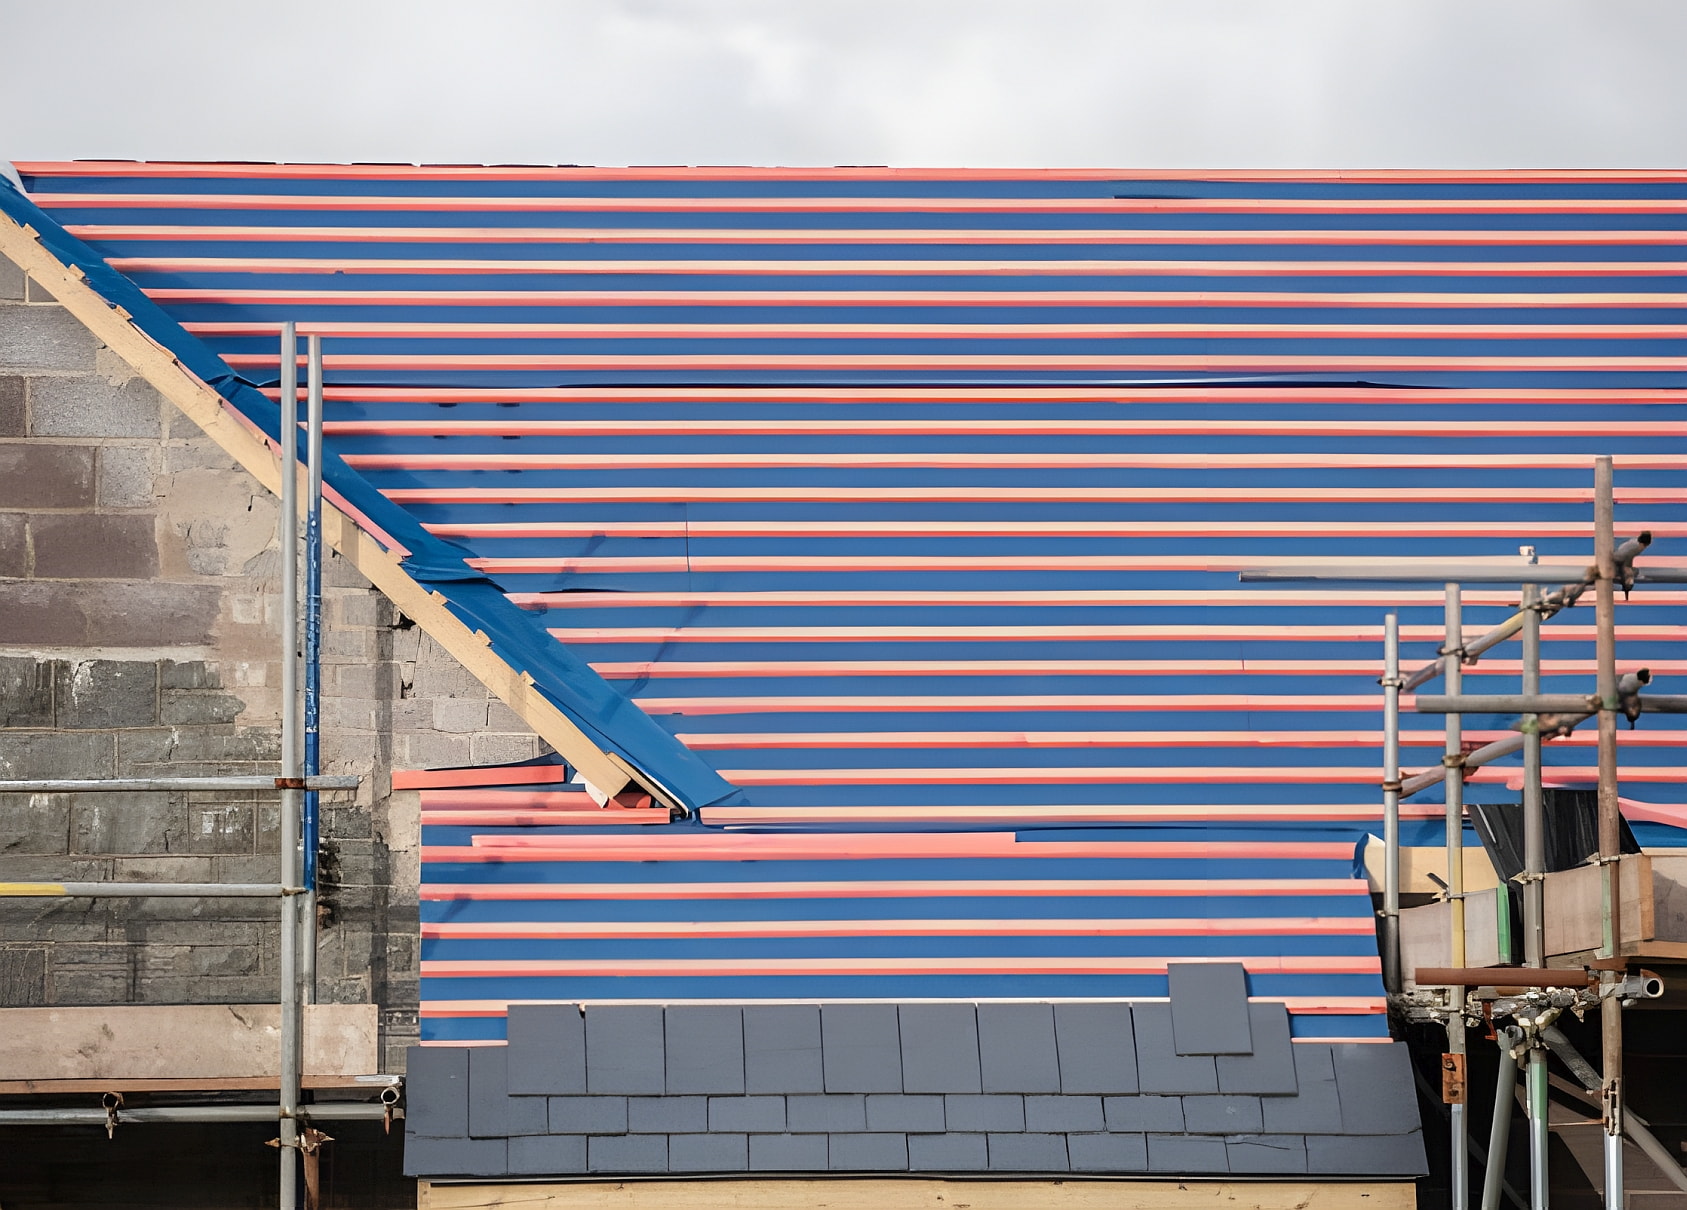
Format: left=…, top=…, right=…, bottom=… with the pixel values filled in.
left=0, top=776, right=357, bottom=794
left=1593, top=456, right=1624, bottom=1208
left=278, top=320, right=303, bottom=1209
left=301, top=333, right=324, bottom=1007
left=1444, top=583, right=1469, bottom=1210
left=1381, top=612, right=1402, bottom=994
left=1520, top=582, right=1550, bottom=1210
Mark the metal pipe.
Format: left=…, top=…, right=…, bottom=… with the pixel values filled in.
left=1447, top=586, right=1469, bottom=1210
left=1401, top=733, right=1525, bottom=798
left=278, top=320, right=302, bottom=1209
left=1416, top=694, right=1599, bottom=715
left=1239, top=563, right=1686, bottom=584
left=1527, top=1050, right=1550, bottom=1210
left=301, top=333, right=324, bottom=1006
left=1541, top=1025, right=1687, bottom=1196
left=1382, top=611, right=1402, bottom=994
left=1521, top=585, right=1546, bottom=973
left=0, top=1103, right=395, bottom=1125
left=1416, top=968, right=1595, bottom=989
left=0, top=882, right=292, bottom=898
left=1593, top=456, right=1623, bottom=1209
left=1483, top=1029, right=1522, bottom=1210
left=0, top=776, right=358, bottom=793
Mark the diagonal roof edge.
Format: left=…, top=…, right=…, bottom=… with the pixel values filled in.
left=0, top=178, right=733, bottom=810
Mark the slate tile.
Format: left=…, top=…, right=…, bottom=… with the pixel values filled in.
left=506, top=1003, right=586, bottom=1095
left=666, top=1005, right=745, bottom=1094
left=1167, top=962, right=1253, bottom=1055
left=977, top=1003, right=1060, bottom=1093
left=548, top=1096, right=628, bottom=1135
left=987, top=1132, right=1069, bottom=1172
left=1104, top=1094, right=1184, bottom=1133
left=1225, top=1134, right=1308, bottom=1175
left=469, top=1046, right=548, bottom=1137
left=1053, top=1002, right=1137, bottom=1094
left=585, top=1004, right=665, bottom=1094
left=403, top=1136, right=507, bottom=1178
left=1331, top=1042, right=1422, bottom=1134
left=829, top=1133, right=908, bottom=1172
left=588, top=1133, right=669, bottom=1174
left=669, top=1133, right=748, bottom=1173
left=821, top=1004, right=902, bottom=1093
left=1260, top=1046, right=1342, bottom=1134
left=507, top=1134, right=587, bottom=1176
left=405, top=1046, right=469, bottom=1138
left=629, top=1096, right=707, bottom=1133
left=1182, top=1095, right=1264, bottom=1134
left=908, top=1132, right=988, bottom=1172
left=709, top=1095, right=786, bottom=1133
left=866, top=1093, right=945, bottom=1132
left=1146, top=1133, right=1229, bottom=1173
left=944, top=1094, right=1025, bottom=1132
left=744, top=1005, right=823, bottom=1094
left=1305, top=1131, right=1427, bottom=1176
left=897, top=1003, right=981, bottom=1093
left=1024, top=1094, right=1104, bottom=1132
left=1132, top=1005, right=1218, bottom=1093
left=749, top=1133, right=829, bottom=1172
left=1215, top=1003, right=1298, bottom=1095
left=1067, top=1132, right=1148, bottom=1173
left=786, top=1094, right=867, bottom=1132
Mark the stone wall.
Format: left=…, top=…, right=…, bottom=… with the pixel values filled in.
left=0, top=250, right=546, bottom=1071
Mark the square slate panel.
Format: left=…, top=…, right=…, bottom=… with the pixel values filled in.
left=821, top=1004, right=902, bottom=1093
left=404, top=1136, right=508, bottom=1178
left=898, top=1003, right=981, bottom=1093
left=987, top=1132, right=1069, bottom=1173
left=588, top=1133, right=669, bottom=1174
left=629, top=1096, right=707, bottom=1133
left=749, top=1133, right=829, bottom=1172
left=1215, top=1003, right=1298, bottom=1095
left=1166, top=963, right=1253, bottom=1055
left=585, top=1004, right=665, bottom=1094
left=944, top=1094, right=1025, bottom=1132
left=1182, top=1095, right=1264, bottom=1134
left=1053, top=1002, right=1137, bottom=1094
left=865, top=1094, right=945, bottom=1133
left=1146, top=1133, right=1229, bottom=1174
left=1024, top=1095, right=1104, bottom=1132
left=666, top=1006, right=745, bottom=1094
left=548, top=1096, right=628, bottom=1135
left=1306, top=1131, right=1427, bottom=1177
left=508, top=1134, right=588, bottom=1176
left=405, top=1046, right=469, bottom=1138
left=977, top=1004, right=1060, bottom=1093
left=744, top=1005, right=823, bottom=1094
left=709, top=1096, right=787, bottom=1133
left=468, top=1046, right=548, bottom=1138
left=1332, top=1042, right=1422, bottom=1134
left=909, top=1132, right=988, bottom=1172
left=1259, top=1046, right=1342, bottom=1134
left=829, top=1133, right=909, bottom=1172
left=1132, top=1005, right=1219, bottom=1094
left=1104, top=1094, right=1184, bottom=1133
left=1067, top=1132, right=1148, bottom=1173
left=1225, top=1134, right=1308, bottom=1175
left=669, top=1133, right=749, bottom=1173
left=505, top=1003, right=586, bottom=1095
left=786, top=1094, right=867, bottom=1133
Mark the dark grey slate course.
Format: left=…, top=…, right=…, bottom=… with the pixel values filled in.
left=1226, top=1134, right=1308, bottom=1175
left=1167, top=962, right=1254, bottom=1055
left=977, top=1003, right=1060, bottom=1093
left=898, top=1003, right=982, bottom=1093
left=1332, top=1042, right=1423, bottom=1134
left=829, top=1133, right=909, bottom=1171
left=588, top=1133, right=668, bottom=1173
left=786, top=1094, right=867, bottom=1133
left=744, top=1005, right=823, bottom=1094
left=506, top=1003, right=586, bottom=1095
left=866, top=1094, right=945, bottom=1133
left=669, top=1132, right=749, bottom=1173
left=749, top=1133, right=829, bottom=1172
left=469, top=1046, right=548, bottom=1138
left=548, top=1095, right=628, bottom=1135
left=507, top=1134, right=587, bottom=1176
left=1215, top=1003, right=1298, bottom=1095
left=1182, top=1095, right=1264, bottom=1134
left=403, top=1136, right=508, bottom=1178
left=1147, top=1132, right=1228, bottom=1173
left=1132, top=1004, right=1219, bottom=1094
left=709, top=1095, right=787, bottom=1133
left=1053, top=1002, right=1137, bottom=1094
left=1260, top=1046, right=1343, bottom=1134
left=666, top=1006, right=745, bottom=1094
left=1305, top=1131, right=1428, bottom=1176
left=1104, top=1094, right=1184, bottom=1133
left=944, top=1094, right=1025, bottom=1132
left=585, top=1004, right=665, bottom=1094
left=1067, top=1131, right=1149, bottom=1173
left=908, top=1132, right=988, bottom=1172
left=1024, top=1095, right=1104, bottom=1133
left=405, top=1046, right=469, bottom=1138
left=987, top=1132, right=1069, bottom=1172
left=629, top=1095, right=707, bottom=1133
left=821, top=1004, right=902, bottom=1093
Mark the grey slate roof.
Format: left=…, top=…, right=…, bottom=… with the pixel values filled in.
left=404, top=966, right=1425, bottom=1180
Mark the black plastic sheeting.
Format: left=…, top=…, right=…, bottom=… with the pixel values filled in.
left=1469, top=791, right=1641, bottom=884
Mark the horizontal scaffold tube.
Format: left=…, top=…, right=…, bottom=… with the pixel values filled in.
left=0, top=775, right=359, bottom=794
left=0, top=882, right=293, bottom=898
left=0, top=1103, right=396, bottom=1125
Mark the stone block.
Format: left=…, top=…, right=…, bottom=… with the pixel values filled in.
left=864, top=1093, right=945, bottom=1133
left=1067, top=1131, right=1148, bottom=1173
left=160, top=660, right=218, bottom=690
left=1, top=308, right=97, bottom=371
left=1182, top=1095, right=1264, bottom=1134
left=828, top=1133, right=907, bottom=1172
left=31, top=511, right=160, bottom=577
left=69, top=793, right=180, bottom=855
left=47, top=965, right=131, bottom=1002
left=507, top=1134, right=586, bottom=1175
left=0, top=793, right=71, bottom=854
left=898, top=1002, right=980, bottom=1094
left=629, top=1096, right=706, bottom=1133
left=744, top=1004, right=822, bottom=1094
left=1104, top=1094, right=1185, bottom=1132
left=587, top=1133, right=668, bottom=1174
left=0, top=946, right=48, bottom=1006
left=785, top=1094, right=866, bottom=1133
left=0, top=258, right=22, bottom=300
left=0, top=376, right=19, bottom=435
left=97, top=445, right=157, bottom=507
left=159, top=691, right=244, bottom=726
left=52, top=660, right=157, bottom=729
left=0, top=658, right=54, bottom=727
left=30, top=374, right=164, bottom=436
left=978, top=1003, right=1059, bottom=1093
left=432, top=698, right=489, bottom=733
left=1024, top=1094, right=1104, bottom=1132
left=908, top=1131, right=988, bottom=1172
left=708, top=1095, right=786, bottom=1133
left=470, top=733, right=539, bottom=764
left=748, top=1133, right=828, bottom=1172
left=1054, top=1001, right=1137, bottom=1093
left=821, top=1003, right=901, bottom=1093
left=0, top=730, right=114, bottom=779
left=0, top=443, right=94, bottom=507
left=986, top=1132, right=1068, bottom=1172
left=943, top=1094, right=1024, bottom=1132
left=668, top=1133, right=748, bottom=1173
left=665, top=1005, right=744, bottom=1094
left=547, top=1096, right=627, bottom=1134
left=0, top=514, right=22, bottom=578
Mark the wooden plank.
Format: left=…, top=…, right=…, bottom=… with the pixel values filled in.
left=1544, top=855, right=1653, bottom=957
left=1648, top=856, right=1687, bottom=945
left=417, top=1179, right=1418, bottom=1210
left=0, top=1004, right=377, bottom=1081
left=1361, top=837, right=1499, bottom=896
left=0, top=211, right=633, bottom=802
left=1398, top=888, right=1506, bottom=984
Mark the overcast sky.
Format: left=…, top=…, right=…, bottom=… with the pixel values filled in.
left=3, top=0, right=1684, bottom=169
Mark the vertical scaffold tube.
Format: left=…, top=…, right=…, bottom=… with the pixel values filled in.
left=1446, top=583, right=1468, bottom=1210
left=1381, top=612, right=1402, bottom=993
left=301, top=335, right=323, bottom=1004
left=1483, top=1031, right=1520, bottom=1210
left=1521, top=582, right=1550, bottom=1210
left=277, top=322, right=302, bottom=1209
left=1593, top=456, right=1624, bottom=1207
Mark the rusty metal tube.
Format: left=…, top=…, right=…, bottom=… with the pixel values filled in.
left=1415, top=968, right=1595, bottom=988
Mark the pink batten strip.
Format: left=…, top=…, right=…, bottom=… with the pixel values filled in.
left=394, top=765, right=574, bottom=790
left=417, top=878, right=1369, bottom=901
left=419, top=955, right=1383, bottom=978
left=420, top=916, right=1375, bottom=940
